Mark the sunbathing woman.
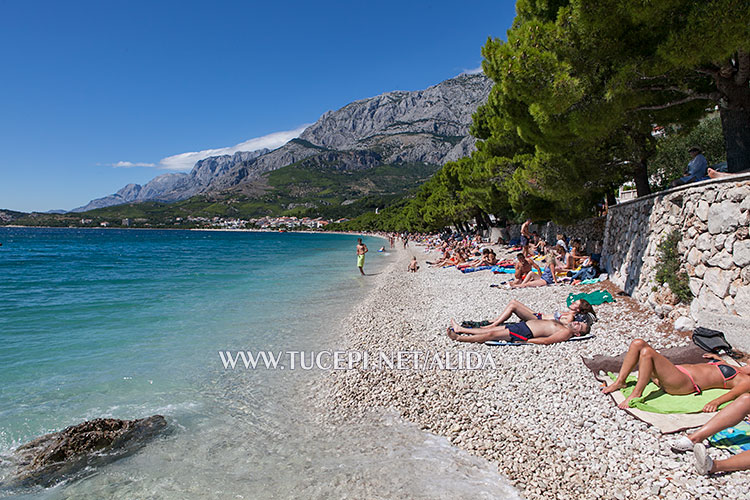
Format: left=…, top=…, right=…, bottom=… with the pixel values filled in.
left=477, top=298, right=596, bottom=329
left=671, top=393, right=750, bottom=474
left=510, top=253, right=557, bottom=288
left=603, top=340, right=750, bottom=410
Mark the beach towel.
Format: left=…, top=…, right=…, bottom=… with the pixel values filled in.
left=566, top=290, right=614, bottom=306
left=605, top=373, right=731, bottom=414
left=485, top=333, right=595, bottom=346
left=460, top=265, right=492, bottom=273
left=578, top=277, right=604, bottom=285
left=709, top=421, right=750, bottom=454
left=491, top=266, right=516, bottom=274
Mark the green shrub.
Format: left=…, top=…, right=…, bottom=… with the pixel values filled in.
left=654, top=230, right=693, bottom=304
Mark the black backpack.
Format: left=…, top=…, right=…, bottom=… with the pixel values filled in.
left=692, top=327, right=741, bottom=358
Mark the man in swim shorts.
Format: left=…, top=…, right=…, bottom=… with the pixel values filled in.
left=447, top=318, right=590, bottom=345
left=356, top=238, right=368, bottom=276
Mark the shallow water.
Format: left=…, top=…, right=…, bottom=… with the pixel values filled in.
left=0, top=228, right=519, bottom=499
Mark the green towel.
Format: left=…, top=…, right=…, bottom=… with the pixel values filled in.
left=567, top=289, right=614, bottom=306
left=607, top=373, right=730, bottom=414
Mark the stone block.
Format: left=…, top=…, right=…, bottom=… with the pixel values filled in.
left=704, top=268, right=733, bottom=297
left=674, top=316, right=695, bottom=332
left=733, top=239, right=750, bottom=267
left=707, top=249, right=735, bottom=270
left=696, top=200, right=710, bottom=221
left=728, top=185, right=750, bottom=202
left=736, top=286, right=750, bottom=319
left=724, top=234, right=735, bottom=253
left=694, top=264, right=706, bottom=278
left=688, top=278, right=703, bottom=298
left=695, top=232, right=713, bottom=251
left=687, top=247, right=702, bottom=266
left=742, top=266, right=750, bottom=285
left=707, top=200, right=741, bottom=234
left=714, top=233, right=727, bottom=249
left=699, top=289, right=728, bottom=314
left=741, top=195, right=750, bottom=211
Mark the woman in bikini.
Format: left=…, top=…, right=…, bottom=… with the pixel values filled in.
left=603, top=339, right=750, bottom=411
left=475, top=298, right=596, bottom=329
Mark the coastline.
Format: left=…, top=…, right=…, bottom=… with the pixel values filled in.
left=319, top=243, right=747, bottom=500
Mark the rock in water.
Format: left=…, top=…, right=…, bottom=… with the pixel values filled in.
left=4, top=416, right=167, bottom=489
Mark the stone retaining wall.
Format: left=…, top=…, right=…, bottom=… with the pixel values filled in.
left=499, top=217, right=605, bottom=254
left=602, top=174, right=750, bottom=339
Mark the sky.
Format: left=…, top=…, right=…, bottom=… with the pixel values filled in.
left=0, top=0, right=517, bottom=212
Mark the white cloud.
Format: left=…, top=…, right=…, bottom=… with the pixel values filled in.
left=157, top=125, right=310, bottom=171
left=110, top=161, right=157, bottom=168
left=460, top=66, right=484, bottom=76
left=107, top=124, right=310, bottom=172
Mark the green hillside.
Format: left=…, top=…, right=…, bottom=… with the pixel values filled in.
left=6, top=162, right=440, bottom=228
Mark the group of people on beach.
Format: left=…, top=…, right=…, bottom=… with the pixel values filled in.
left=424, top=229, right=750, bottom=476
left=356, top=225, right=750, bottom=476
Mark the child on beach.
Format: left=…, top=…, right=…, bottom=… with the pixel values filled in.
left=407, top=256, right=419, bottom=273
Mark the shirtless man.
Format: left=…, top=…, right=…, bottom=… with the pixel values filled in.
left=512, top=253, right=534, bottom=286
left=356, top=238, right=368, bottom=275
left=447, top=318, right=590, bottom=345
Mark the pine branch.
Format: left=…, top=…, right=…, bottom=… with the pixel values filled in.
left=632, top=94, right=715, bottom=111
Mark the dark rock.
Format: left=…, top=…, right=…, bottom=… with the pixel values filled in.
left=3, top=415, right=167, bottom=489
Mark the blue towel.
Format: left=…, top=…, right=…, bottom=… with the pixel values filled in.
left=709, top=421, right=750, bottom=454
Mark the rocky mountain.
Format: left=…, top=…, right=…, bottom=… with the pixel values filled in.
left=74, top=73, right=491, bottom=212
left=72, top=150, right=268, bottom=212
left=208, top=73, right=491, bottom=192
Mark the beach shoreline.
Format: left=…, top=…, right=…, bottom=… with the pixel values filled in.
left=318, top=242, right=747, bottom=500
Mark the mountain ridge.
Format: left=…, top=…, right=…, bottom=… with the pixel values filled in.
left=72, top=73, right=491, bottom=213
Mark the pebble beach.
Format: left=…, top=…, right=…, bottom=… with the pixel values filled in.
left=318, top=242, right=749, bottom=500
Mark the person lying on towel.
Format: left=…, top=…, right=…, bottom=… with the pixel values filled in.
left=476, top=298, right=596, bottom=329
left=603, top=339, right=750, bottom=411
left=447, top=318, right=590, bottom=345
left=671, top=393, right=750, bottom=475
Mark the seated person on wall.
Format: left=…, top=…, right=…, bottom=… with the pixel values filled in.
left=447, top=318, right=591, bottom=344
left=603, top=340, right=750, bottom=410
left=670, top=146, right=709, bottom=187
left=671, top=393, right=750, bottom=475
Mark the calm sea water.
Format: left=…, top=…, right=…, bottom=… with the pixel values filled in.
left=0, top=228, right=519, bottom=499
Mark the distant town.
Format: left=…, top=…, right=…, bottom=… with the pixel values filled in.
left=83, top=215, right=348, bottom=230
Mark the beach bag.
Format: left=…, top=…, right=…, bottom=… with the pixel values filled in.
left=692, top=327, right=740, bottom=358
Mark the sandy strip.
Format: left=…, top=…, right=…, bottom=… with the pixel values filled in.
left=317, top=243, right=748, bottom=500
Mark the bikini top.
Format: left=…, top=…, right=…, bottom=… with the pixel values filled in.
left=676, top=362, right=738, bottom=394
left=710, top=361, right=737, bottom=383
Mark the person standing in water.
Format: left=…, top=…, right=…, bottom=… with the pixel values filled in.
left=356, top=238, right=368, bottom=275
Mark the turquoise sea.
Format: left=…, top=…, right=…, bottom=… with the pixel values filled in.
left=0, top=228, right=519, bottom=499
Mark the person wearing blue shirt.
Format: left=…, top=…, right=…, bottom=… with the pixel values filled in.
left=671, top=146, right=708, bottom=187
